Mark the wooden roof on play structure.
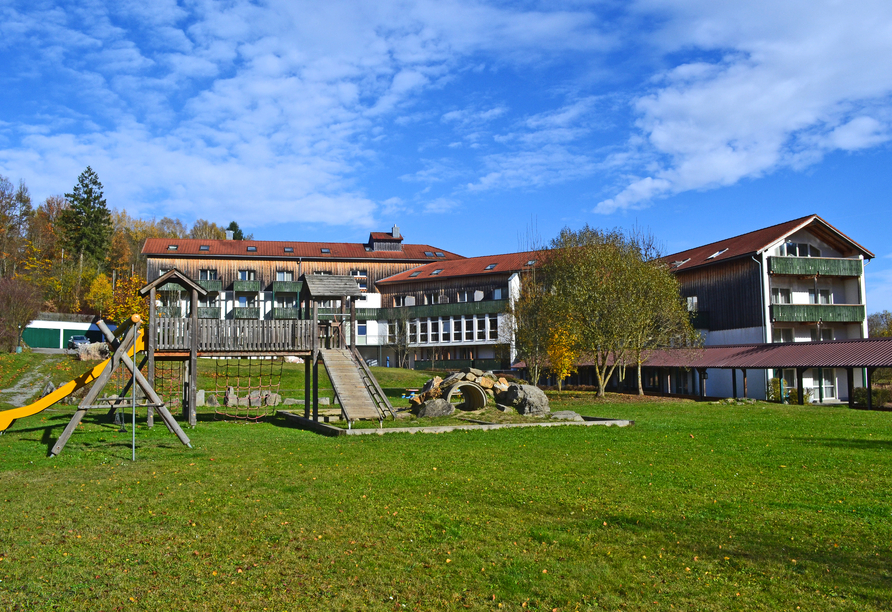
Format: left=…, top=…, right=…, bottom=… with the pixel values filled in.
left=300, top=274, right=364, bottom=299
left=139, top=268, right=208, bottom=297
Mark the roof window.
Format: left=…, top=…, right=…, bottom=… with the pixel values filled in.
left=321, top=248, right=330, bottom=254
left=526, top=260, right=536, bottom=266
left=167, top=245, right=178, bottom=251
left=706, top=248, right=728, bottom=260
left=284, top=247, right=294, bottom=253
left=671, top=258, right=690, bottom=268
left=435, top=252, right=445, bottom=257
left=431, top=269, right=443, bottom=275
left=409, top=271, right=421, bottom=277
left=424, top=251, right=435, bottom=257
left=247, top=246, right=257, bottom=252
left=199, top=245, right=209, bottom=251
left=484, top=263, right=497, bottom=270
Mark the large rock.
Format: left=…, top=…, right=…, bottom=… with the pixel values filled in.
left=196, top=389, right=205, bottom=407
left=495, top=383, right=550, bottom=416
left=551, top=410, right=583, bottom=422
left=467, top=367, right=484, bottom=377
left=442, top=372, right=465, bottom=386
left=478, top=377, right=494, bottom=389
left=224, top=386, right=238, bottom=407
left=206, top=393, right=220, bottom=407
left=417, top=398, right=455, bottom=418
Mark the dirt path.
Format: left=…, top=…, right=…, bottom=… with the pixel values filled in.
left=0, top=357, right=60, bottom=407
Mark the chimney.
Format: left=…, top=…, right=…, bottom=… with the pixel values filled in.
left=225, top=230, right=234, bottom=240
left=392, top=224, right=400, bottom=239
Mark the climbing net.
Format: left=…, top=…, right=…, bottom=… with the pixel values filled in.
left=154, top=359, right=185, bottom=412
left=211, top=357, right=284, bottom=421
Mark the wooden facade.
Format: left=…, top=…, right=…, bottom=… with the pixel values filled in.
left=674, top=257, right=763, bottom=331
left=376, top=274, right=511, bottom=308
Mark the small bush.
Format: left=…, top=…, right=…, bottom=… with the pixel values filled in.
left=851, top=387, right=891, bottom=408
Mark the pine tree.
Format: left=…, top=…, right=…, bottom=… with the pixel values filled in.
left=59, top=167, right=113, bottom=264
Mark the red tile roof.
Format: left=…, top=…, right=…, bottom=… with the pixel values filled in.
left=376, top=250, right=543, bottom=284
left=369, top=232, right=401, bottom=241
left=142, top=238, right=464, bottom=261
left=662, top=214, right=874, bottom=272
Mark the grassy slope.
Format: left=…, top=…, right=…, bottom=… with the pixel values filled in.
left=1, top=355, right=891, bottom=610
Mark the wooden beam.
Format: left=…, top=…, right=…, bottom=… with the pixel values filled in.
left=847, top=367, right=855, bottom=409
left=189, top=288, right=198, bottom=428
left=148, top=287, right=156, bottom=428
left=731, top=368, right=737, bottom=399
left=797, top=368, right=805, bottom=405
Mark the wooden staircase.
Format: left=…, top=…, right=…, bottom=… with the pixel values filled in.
left=320, top=348, right=394, bottom=427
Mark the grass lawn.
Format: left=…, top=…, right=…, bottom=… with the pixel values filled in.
left=1, top=355, right=891, bottom=610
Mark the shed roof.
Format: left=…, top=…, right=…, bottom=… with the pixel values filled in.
left=301, top=275, right=364, bottom=298
left=662, top=215, right=874, bottom=272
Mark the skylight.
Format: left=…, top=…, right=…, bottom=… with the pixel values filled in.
left=431, top=269, right=443, bottom=275
left=424, top=251, right=435, bottom=257
left=409, top=271, right=421, bottom=277
left=484, top=263, right=497, bottom=270
left=247, top=246, right=257, bottom=252
left=167, top=245, right=178, bottom=251
left=671, top=258, right=690, bottom=268
left=435, top=252, right=445, bottom=257
left=526, top=260, right=536, bottom=266
left=706, top=248, right=728, bottom=260
left=199, top=245, right=209, bottom=251
left=284, top=247, right=294, bottom=253
left=321, top=248, right=330, bottom=254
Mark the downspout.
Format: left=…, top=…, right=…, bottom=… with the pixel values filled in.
left=753, top=253, right=770, bottom=398
left=862, top=257, right=870, bottom=387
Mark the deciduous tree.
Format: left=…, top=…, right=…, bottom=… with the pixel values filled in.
left=0, top=278, right=42, bottom=352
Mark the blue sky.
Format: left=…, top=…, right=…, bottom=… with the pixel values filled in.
left=2, top=0, right=892, bottom=311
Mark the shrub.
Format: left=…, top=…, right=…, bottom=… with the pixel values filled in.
left=851, top=387, right=891, bottom=408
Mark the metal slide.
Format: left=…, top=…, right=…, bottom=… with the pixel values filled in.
left=0, top=335, right=145, bottom=433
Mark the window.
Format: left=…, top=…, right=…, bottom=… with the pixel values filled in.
left=431, top=269, right=443, bottom=275
left=438, top=295, right=449, bottom=304
left=780, top=242, right=820, bottom=257
left=489, top=316, right=498, bottom=340
left=284, top=247, right=294, bottom=253
left=686, top=296, right=698, bottom=312
left=477, top=317, right=486, bottom=340
left=351, top=269, right=367, bottom=277
left=357, top=322, right=367, bottom=336
left=247, top=246, right=257, bottom=252
left=811, top=328, right=834, bottom=341
left=424, top=251, right=435, bottom=257
left=772, top=328, right=794, bottom=343
left=671, top=258, right=690, bottom=268
left=387, top=322, right=395, bottom=342
left=276, top=294, right=296, bottom=308
left=320, top=248, right=330, bottom=254
left=393, top=296, right=404, bottom=307
left=484, top=263, right=497, bottom=270
left=313, top=270, right=332, bottom=275
left=420, top=321, right=428, bottom=343
left=474, top=290, right=484, bottom=302
left=237, top=295, right=255, bottom=307
left=199, top=269, right=217, bottom=281
left=167, top=245, right=178, bottom=251
left=771, top=288, right=791, bottom=304
left=409, top=271, right=421, bottom=277
left=425, top=294, right=437, bottom=305
left=706, top=248, right=728, bottom=260
left=465, top=318, right=473, bottom=341
left=493, top=288, right=503, bottom=300
left=430, top=321, right=439, bottom=342
left=526, top=260, right=536, bottom=266
left=814, top=368, right=836, bottom=399
left=358, top=281, right=368, bottom=291
left=457, top=291, right=468, bottom=303
left=238, top=269, right=256, bottom=281
left=409, top=321, right=418, bottom=344
left=809, top=288, right=832, bottom=305
left=435, top=252, right=445, bottom=257
left=442, top=319, right=451, bottom=342
left=159, top=268, right=169, bottom=277
left=276, top=270, right=294, bottom=281
left=199, top=245, right=209, bottom=251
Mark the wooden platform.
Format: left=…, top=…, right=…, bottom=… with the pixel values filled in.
left=155, top=319, right=314, bottom=353
left=320, top=349, right=385, bottom=424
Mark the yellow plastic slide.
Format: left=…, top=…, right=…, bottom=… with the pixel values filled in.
left=0, top=334, right=145, bottom=432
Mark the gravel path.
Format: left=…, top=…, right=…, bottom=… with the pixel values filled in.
left=0, top=358, right=59, bottom=407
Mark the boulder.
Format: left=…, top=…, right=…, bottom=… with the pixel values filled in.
left=442, top=372, right=465, bottom=386
left=262, top=391, right=282, bottom=406
left=206, top=394, right=220, bottom=407
left=464, top=372, right=477, bottom=381
left=498, top=377, right=509, bottom=386
left=283, top=398, right=304, bottom=405
left=40, top=380, right=55, bottom=398
left=224, top=386, right=238, bottom=407
left=496, top=383, right=550, bottom=416
left=467, top=367, right=484, bottom=377
left=417, top=398, right=455, bottom=418
left=195, top=389, right=205, bottom=407
left=551, top=410, right=584, bottom=422
left=493, top=382, right=509, bottom=393
left=478, top=377, right=494, bottom=389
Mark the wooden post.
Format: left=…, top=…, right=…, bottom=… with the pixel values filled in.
left=698, top=369, right=707, bottom=398
left=304, top=358, right=311, bottom=419
left=731, top=368, right=737, bottom=399
left=847, top=368, right=855, bottom=409
left=312, top=300, right=319, bottom=421
left=867, top=367, right=874, bottom=410
left=350, top=298, right=356, bottom=351
left=188, top=288, right=198, bottom=427
left=340, top=295, right=347, bottom=349
left=148, top=287, right=156, bottom=428
left=742, top=369, right=748, bottom=398
left=797, top=368, right=805, bottom=405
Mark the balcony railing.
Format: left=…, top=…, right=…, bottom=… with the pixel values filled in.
left=414, top=358, right=507, bottom=371
left=233, top=280, right=261, bottom=292
left=768, top=256, right=862, bottom=277
left=158, top=283, right=183, bottom=293
left=272, top=280, right=302, bottom=293
left=771, top=304, right=865, bottom=323
left=198, top=279, right=223, bottom=292
left=156, top=306, right=181, bottom=318
left=198, top=307, right=221, bottom=319
left=271, top=307, right=301, bottom=320
left=233, top=307, right=260, bottom=319
left=349, top=300, right=509, bottom=322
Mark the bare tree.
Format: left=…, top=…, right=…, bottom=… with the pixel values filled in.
left=0, top=278, right=42, bottom=352
left=387, top=307, right=412, bottom=369
left=190, top=219, right=227, bottom=240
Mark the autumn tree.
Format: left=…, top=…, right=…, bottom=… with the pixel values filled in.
left=387, top=307, right=412, bottom=369
left=190, top=219, right=226, bottom=240
left=869, top=311, right=892, bottom=337
left=546, top=318, right=579, bottom=392
left=59, top=167, right=113, bottom=264
left=506, top=263, right=551, bottom=386
left=0, top=278, right=42, bottom=352
left=108, top=273, right=149, bottom=323
left=0, top=175, right=33, bottom=277
left=86, top=275, right=114, bottom=318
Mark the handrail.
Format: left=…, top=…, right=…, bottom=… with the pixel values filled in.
left=351, top=345, right=394, bottom=418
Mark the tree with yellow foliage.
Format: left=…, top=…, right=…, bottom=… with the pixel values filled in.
left=546, top=318, right=579, bottom=393
left=108, top=274, right=148, bottom=323
left=86, top=275, right=114, bottom=318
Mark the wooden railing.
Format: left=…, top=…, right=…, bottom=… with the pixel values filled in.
left=155, top=319, right=315, bottom=352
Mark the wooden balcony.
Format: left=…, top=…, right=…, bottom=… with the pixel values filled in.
left=233, top=307, right=260, bottom=319
left=272, top=280, right=302, bottom=293
left=198, top=279, right=223, bottom=292
left=197, top=307, right=221, bottom=319
left=768, top=256, right=862, bottom=277
left=156, top=306, right=181, bottom=318
left=348, top=300, right=508, bottom=322
left=771, top=304, right=865, bottom=323
left=272, top=307, right=301, bottom=319
left=155, top=319, right=315, bottom=353
left=233, top=280, right=261, bottom=292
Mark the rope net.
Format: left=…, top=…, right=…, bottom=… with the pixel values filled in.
left=211, top=357, right=284, bottom=421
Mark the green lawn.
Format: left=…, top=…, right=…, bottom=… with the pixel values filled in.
left=1, top=355, right=891, bottom=610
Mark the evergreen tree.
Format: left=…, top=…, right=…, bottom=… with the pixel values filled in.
left=226, top=221, right=245, bottom=241
left=60, top=167, right=112, bottom=264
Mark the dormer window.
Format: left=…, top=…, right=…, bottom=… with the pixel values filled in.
left=199, top=245, right=209, bottom=251
left=431, top=269, right=443, bottom=275
left=284, top=247, right=294, bottom=253
left=321, top=248, right=330, bottom=254
left=247, top=246, right=257, bottom=252
left=484, top=263, right=497, bottom=270
left=167, top=245, right=178, bottom=251
left=706, top=248, right=728, bottom=260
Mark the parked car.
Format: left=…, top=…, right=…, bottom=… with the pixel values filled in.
left=67, top=335, right=90, bottom=350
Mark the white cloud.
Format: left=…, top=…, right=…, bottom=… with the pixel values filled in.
left=597, top=0, right=892, bottom=212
